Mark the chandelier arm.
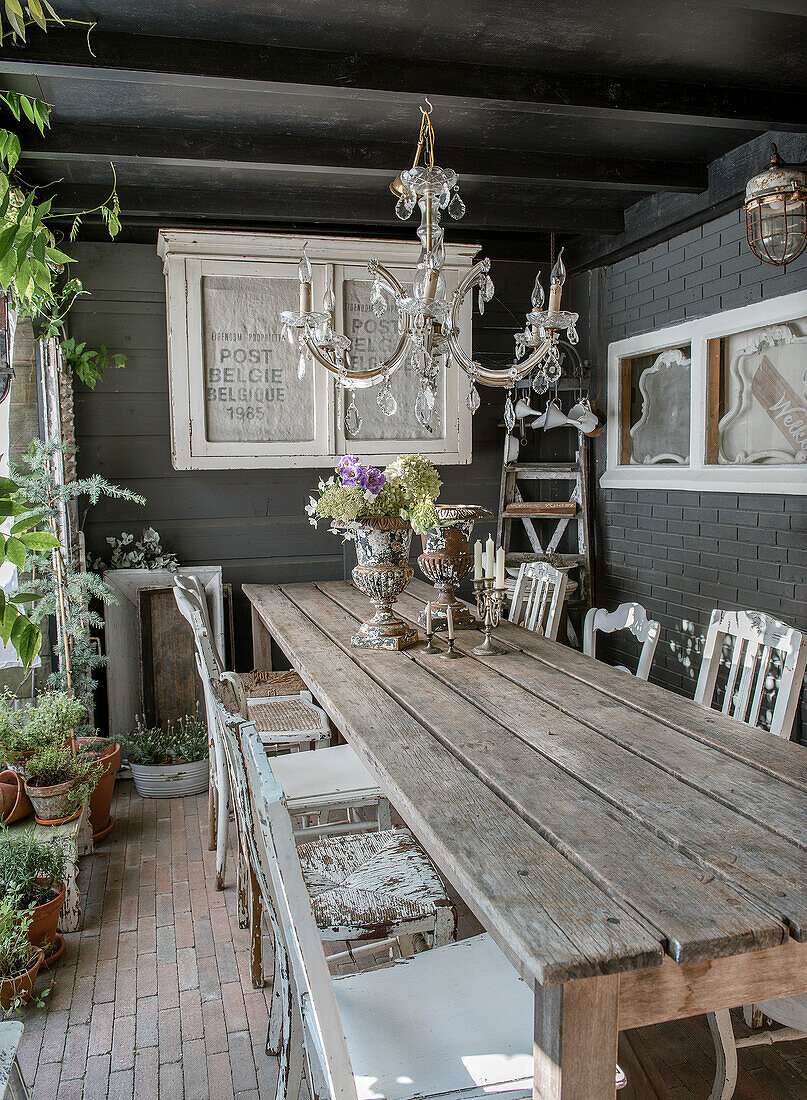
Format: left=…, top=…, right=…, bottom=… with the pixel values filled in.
left=447, top=260, right=555, bottom=387
left=301, top=261, right=412, bottom=389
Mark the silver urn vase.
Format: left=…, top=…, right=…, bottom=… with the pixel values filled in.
left=418, top=504, right=493, bottom=630
left=351, top=517, right=418, bottom=650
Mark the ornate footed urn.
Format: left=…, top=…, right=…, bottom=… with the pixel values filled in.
left=418, top=505, right=493, bottom=630
left=351, top=516, right=418, bottom=650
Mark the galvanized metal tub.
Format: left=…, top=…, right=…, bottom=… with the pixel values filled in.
left=130, top=758, right=209, bottom=799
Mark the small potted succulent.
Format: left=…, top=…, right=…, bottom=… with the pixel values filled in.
left=0, top=829, right=67, bottom=962
left=24, top=742, right=103, bottom=826
left=125, top=714, right=208, bottom=799
left=0, top=894, right=47, bottom=1012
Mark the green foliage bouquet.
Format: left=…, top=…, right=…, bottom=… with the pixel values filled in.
left=306, top=454, right=442, bottom=536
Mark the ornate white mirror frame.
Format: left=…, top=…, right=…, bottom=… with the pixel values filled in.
left=603, top=287, right=807, bottom=494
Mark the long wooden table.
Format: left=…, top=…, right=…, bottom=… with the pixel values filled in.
left=244, top=579, right=807, bottom=1100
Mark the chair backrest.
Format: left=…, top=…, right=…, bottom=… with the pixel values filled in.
left=694, top=609, right=807, bottom=738
left=508, top=561, right=567, bottom=640
left=220, top=711, right=357, bottom=1100
left=583, top=602, right=661, bottom=681
left=174, top=578, right=226, bottom=678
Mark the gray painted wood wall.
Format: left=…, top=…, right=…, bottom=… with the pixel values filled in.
left=68, top=240, right=544, bottom=670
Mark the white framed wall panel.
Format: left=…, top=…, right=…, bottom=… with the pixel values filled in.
left=603, top=288, right=807, bottom=494
left=158, top=230, right=477, bottom=469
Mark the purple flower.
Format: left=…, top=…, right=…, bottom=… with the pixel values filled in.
left=338, top=454, right=362, bottom=486
left=364, top=467, right=386, bottom=495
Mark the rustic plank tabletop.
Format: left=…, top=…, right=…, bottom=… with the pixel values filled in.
left=244, top=578, right=807, bottom=1100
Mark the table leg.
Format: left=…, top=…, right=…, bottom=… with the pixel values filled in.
left=251, top=605, right=273, bottom=671
left=534, top=974, right=619, bottom=1100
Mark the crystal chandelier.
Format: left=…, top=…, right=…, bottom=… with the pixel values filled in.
left=280, top=102, right=579, bottom=435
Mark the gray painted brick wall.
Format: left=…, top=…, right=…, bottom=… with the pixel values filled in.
left=591, top=208, right=807, bottom=737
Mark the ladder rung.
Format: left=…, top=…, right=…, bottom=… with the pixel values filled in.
left=506, top=463, right=581, bottom=476
left=504, top=503, right=578, bottom=517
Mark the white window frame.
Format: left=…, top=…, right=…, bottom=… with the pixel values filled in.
left=602, top=288, right=807, bottom=494
left=158, top=229, right=476, bottom=469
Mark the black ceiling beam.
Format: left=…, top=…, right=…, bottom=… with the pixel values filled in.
left=2, top=29, right=805, bottom=132
left=47, top=183, right=624, bottom=234
left=21, top=122, right=705, bottom=194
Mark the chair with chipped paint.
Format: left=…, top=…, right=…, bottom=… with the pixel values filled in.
left=508, top=561, right=568, bottom=641
left=232, top=713, right=536, bottom=1100
left=694, top=608, right=807, bottom=1099
left=583, top=602, right=661, bottom=681
left=218, top=709, right=455, bottom=993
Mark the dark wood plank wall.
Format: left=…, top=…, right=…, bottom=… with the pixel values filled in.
left=68, top=240, right=546, bottom=674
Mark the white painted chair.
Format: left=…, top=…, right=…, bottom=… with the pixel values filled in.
left=0, top=1021, right=28, bottom=1099
left=696, top=609, right=807, bottom=1099
left=219, top=711, right=455, bottom=993
left=233, top=714, right=535, bottom=1100
left=583, top=602, right=661, bottom=681
left=694, top=608, right=807, bottom=739
left=508, top=561, right=568, bottom=641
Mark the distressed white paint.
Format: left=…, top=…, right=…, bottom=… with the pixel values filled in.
left=603, top=288, right=807, bottom=493
left=583, top=602, right=661, bottom=681
left=158, top=230, right=476, bottom=469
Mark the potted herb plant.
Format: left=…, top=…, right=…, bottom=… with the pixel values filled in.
left=23, top=742, right=102, bottom=826
left=0, top=894, right=46, bottom=1012
left=306, top=454, right=442, bottom=650
left=0, top=829, right=67, bottom=961
left=125, top=715, right=209, bottom=799
left=0, top=691, right=85, bottom=772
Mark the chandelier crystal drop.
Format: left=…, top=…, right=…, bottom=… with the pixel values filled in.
left=279, top=103, right=580, bottom=422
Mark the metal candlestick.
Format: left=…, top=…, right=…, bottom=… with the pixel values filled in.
left=424, top=627, right=440, bottom=654
left=439, top=635, right=461, bottom=660
left=472, top=577, right=507, bottom=656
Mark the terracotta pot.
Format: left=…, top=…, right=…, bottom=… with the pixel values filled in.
left=78, top=737, right=120, bottom=841
left=25, top=881, right=65, bottom=954
left=2, top=748, right=35, bottom=775
left=24, top=776, right=81, bottom=826
left=0, top=949, right=43, bottom=1010
left=0, top=768, right=33, bottom=824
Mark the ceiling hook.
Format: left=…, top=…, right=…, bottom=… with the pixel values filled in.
left=422, top=97, right=433, bottom=116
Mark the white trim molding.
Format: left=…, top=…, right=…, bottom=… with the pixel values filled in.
left=603, top=289, right=807, bottom=494
left=157, top=229, right=477, bottom=470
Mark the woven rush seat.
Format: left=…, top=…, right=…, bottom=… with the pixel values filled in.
left=238, top=669, right=307, bottom=698
left=298, top=827, right=456, bottom=941
left=249, top=698, right=325, bottom=732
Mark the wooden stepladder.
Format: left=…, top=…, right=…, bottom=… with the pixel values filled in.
left=496, top=432, right=592, bottom=641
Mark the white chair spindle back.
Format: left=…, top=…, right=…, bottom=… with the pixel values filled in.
left=583, top=602, right=661, bottom=681
left=694, top=609, right=807, bottom=739
left=508, top=561, right=567, bottom=641
left=223, top=713, right=357, bottom=1100
left=174, top=576, right=226, bottom=678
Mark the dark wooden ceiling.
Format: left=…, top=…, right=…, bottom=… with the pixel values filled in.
left=1, top=1, right=806, bottom=256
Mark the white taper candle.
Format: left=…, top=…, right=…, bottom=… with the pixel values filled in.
left=473, top=539, right=483, bottom=581
left=485, top=536, right=495, bottom=578
left=446, top=604, right=455, bottom=640
left=495, top=546, right=505, bottom=589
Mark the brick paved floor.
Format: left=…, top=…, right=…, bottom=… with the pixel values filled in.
left=12, top=778, right=807, bottom=1099
left=17, top=780, right=278, bottom=1100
